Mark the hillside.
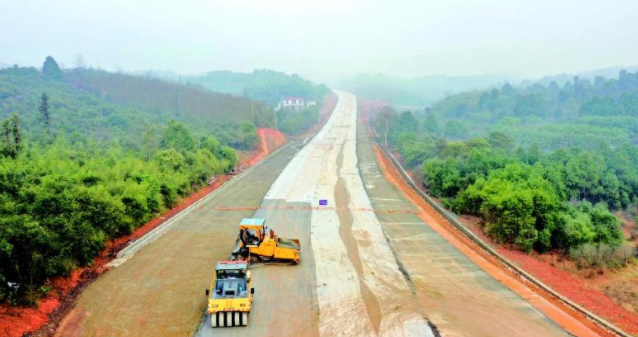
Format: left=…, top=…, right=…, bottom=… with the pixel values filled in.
left=423, top=70, right=638, bottom=150
left=0, top=57, right=279, bottom=305
left=67, top=68, right=276, bottom=148
left=187, top=69, right=329, bottom=107
left=0, top=66, right=273, bottom=149
left=520, top=66, right=638, bottom=87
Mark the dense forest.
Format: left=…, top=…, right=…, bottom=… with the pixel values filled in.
left=66, top=68, right=276, bottom=149
left=187, top=69, right=329, bottom=107
left=0, top=63, right=270, bottom=150
left=276, top=106, right=320, bottom=135
left=372, top=70, right=638, bottom=265
left=423, top=69, right=638, bottom=150
left=0, top=57, right=304, bottom=304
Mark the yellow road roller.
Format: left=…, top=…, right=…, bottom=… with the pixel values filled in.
left=205, top=261, right=253, bottom=327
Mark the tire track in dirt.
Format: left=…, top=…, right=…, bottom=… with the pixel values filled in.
left=334, top=91, right=433, bottom=336
left=336, top=142, right=383, bottom=335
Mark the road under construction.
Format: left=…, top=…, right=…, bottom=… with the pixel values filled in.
left=55, top=91, right=604, bottom=337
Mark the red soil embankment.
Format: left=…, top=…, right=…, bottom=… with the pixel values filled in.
left=462, top=218, right=638, bottom=335
left=237, top=128, right=286, bottom=168
left=386, top=151, right=638, bottom=335
left=0, top=128, right=285, bottom=337
left=372, top=144, right=613, bottom=337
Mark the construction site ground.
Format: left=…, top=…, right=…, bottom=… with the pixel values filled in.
left=55, top=91, right=605, bottom=337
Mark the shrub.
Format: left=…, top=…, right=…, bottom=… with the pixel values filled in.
left=570, top=243, right=636, bottom=269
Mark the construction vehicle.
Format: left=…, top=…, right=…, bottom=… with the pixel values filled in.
left=205, top=261, right=254, bottom=327
left=230, top=218, right=301, bottom=265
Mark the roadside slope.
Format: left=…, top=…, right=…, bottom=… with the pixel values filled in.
left=356, top=117, right=604, bottom=336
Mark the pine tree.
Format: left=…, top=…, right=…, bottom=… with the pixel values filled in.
left=11, top=113, right=21, bottom=154
left=1, top=119, right=10, bottom=147
left=42, top=56, right=63, bottom=80
left=39, top=93, right=50, bottom=129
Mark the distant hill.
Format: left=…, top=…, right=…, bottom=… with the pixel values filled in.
left=127, top=69, right=182, bottom=82
left=67, top=69, right=275, bottom=129
left=186, top=69, right=329, bottom=107
left=0, top=66, right=275, bottom=148
left=520, top=66, right=638, bottom=87
left=340, top=73, right=522, bottom=107
left=0, top=63, right=10, bottom=69
left=422, top=68, right=638, bottom=150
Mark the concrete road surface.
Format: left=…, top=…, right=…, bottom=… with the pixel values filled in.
left=57, top=90, right=594, bottom=337
left=196, top=91, right=581, bottom=337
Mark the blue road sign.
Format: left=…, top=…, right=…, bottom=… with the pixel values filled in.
left=319, top=199, right=328, bottom=206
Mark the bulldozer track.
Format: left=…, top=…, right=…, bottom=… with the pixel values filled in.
left=248, top=260, right=298, bottom=267
left=214, top=205, right=420, bottom=214
left=229, top=254, right=298, bottom=267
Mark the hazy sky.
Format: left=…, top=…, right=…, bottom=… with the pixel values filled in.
left=1, top=0, right=637, bottom=82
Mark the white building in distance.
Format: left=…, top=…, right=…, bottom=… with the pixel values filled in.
left=277, top=96, right=317, bottom=111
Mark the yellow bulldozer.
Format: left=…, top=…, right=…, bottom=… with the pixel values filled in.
left=205, top=261, right=253, bottom=327
left=230, top=218, right=301, bottom=265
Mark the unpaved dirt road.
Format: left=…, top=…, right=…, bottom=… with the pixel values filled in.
left=54, top=143, right=302, bottom=337
left=57, top=91, right=601, bottom=337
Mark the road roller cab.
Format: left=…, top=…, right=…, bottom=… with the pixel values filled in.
left=206, top=261, right=253, bottom=327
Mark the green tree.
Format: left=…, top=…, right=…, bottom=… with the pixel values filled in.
left=0, top=114, right=22, bottom=158
left=579, top=97, right=623, bottom=116
left=514, top=94, right=547, bottom=117
left=375, top=106, right=398, bottom=146
left=423, top=113, right=439, bottom=134
left=501, top=83, right=515, bottom=96
left=11, top=114, right=21, bottom=152
left=397, top=111, right=419, bottom=134
left=42, top=56, right=63, bottom=81
left=160, top=120, right=194, bottom=152
left=142, top=125, right=158, bottom=161
left=488, top=131, right=515, bottom=153
left=443, top=120, right=467, bottom=139
left=239, top=120, right=259, bottom=149
left=38, top=93, right=50, bottom=132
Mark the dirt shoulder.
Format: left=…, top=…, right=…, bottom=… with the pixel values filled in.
left=392, top=153, right=638, bottom=336
left=458, top=213, right=638, bottom=335
left=370, top=141, right=614, bottom=337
